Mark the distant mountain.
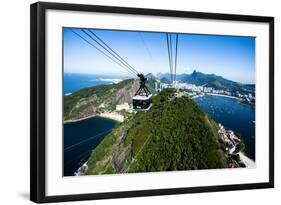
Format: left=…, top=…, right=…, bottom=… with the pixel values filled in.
left=145, top=73, right=157, bottom=93
left=159, top=70, right=255, bottom=94
left=156, top=72, right=171, bottom=80
left=179, top=70, right=239, bottom=88
left=160, top=77, right=171, bottom=84
left=145, top=73, right=156, bottom=79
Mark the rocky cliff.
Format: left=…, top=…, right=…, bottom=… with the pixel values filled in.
left=64, top=79, right=139, bottom=121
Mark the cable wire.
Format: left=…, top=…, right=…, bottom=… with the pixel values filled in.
left=70, top=29, right=137, bottom=77
left=169, top=34, right=173, bottom=82
left=166, top=34, right=172, bottom=82
left=81, top=29, right=138, bottom=76
left=88, top=30, right=139, bottom=75
left=174, top=34, right=179, bottom=82
left=64, top=129, right=113, bottom=152
left=138, top=32, right=154, bottom=66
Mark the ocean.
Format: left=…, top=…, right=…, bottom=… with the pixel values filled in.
left=64, top=73, right=124, bottom=95
left=194, top=95, right=255, bottom=160
left=64, top=117, right=118, bottom=176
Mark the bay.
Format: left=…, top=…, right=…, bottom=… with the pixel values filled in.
left=194, top=95, right=255, bottom=160
left=64, top=117, right=118, bottom=176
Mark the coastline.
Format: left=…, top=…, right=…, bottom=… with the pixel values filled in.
left=196, top=93, right=255, bottom=109
left=74, top=151, right=256, bottom=176
left=239, top=152, right=255, bottom=168
left=66, top=111, right=124, bottom=176
left=64, top=111, right=124, bottom=124
left=74, top=162, right=88, bottom=176
left=99, top=112, right=124, bottom=122
left=64, top=114, right=98, bottom=124
left=205, top=93, right=241, bottom=100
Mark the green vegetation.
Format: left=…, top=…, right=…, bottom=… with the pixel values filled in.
left=64, top=79, right=135, bottom=121
left=86, top=116, right=135, bottom=174
left=230, top=154, right=240, bottom=162
left=86, top=88, right=226, bottom=175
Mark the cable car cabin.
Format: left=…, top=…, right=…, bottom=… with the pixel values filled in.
left=133, top=94, right=152, bottom=111
left=133, top=73, right=152, bottom=111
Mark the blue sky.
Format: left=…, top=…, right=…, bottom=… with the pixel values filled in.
left=64, top=28, right=255, bottom=84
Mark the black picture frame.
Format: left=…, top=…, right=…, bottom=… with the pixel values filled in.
left=30, top=2, right=274, bottom=203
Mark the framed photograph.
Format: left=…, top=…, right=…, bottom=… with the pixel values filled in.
left=30, top=2, right=274, bottom=203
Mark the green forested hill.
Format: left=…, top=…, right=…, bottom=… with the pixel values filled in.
left=86, top=89, right=226, bottom=175
left=64, top=79, right=138, bottom=121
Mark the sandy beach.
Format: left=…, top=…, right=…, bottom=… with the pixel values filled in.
left=64, top=114, right=97, bottom=124
left=64, top=111, right=124, bottom=124
left=99, top=111, right=124, bottom=122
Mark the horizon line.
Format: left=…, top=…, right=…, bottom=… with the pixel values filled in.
left=64, top=70, right=255, bottom=85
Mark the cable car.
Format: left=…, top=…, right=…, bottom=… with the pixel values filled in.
left=133, top=74, right=152, bottom=111
left=72, top=29, right=179, bottom=113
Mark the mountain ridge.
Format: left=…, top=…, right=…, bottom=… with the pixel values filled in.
left=158, top=70, right=255, bottom=94
left=158, top=70, right=254, bottom=85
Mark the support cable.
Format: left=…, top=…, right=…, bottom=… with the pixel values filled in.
left=82, top=29, right=138, bottom=76
left=64, top=129, right=113, bottom=152
left=174, top=34, right=179, bottom=82
left=70, top=29, right=137, bottom=77
left=169, top=34, right=174, bottom=82
left=87, top=29, right=139, bottom=75
left=166, top=34, right=173, bottom=82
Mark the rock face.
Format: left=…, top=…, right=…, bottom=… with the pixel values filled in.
left=112, top=81, right=139, bottom=104
left=71, top=95, right=98, bottom=120
left=64, top=79, right=139, bottom=121
left=86, top=89, right=227, bottom=175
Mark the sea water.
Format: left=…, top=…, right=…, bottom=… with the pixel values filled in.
left=194, top=95, right=255, bottom=160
